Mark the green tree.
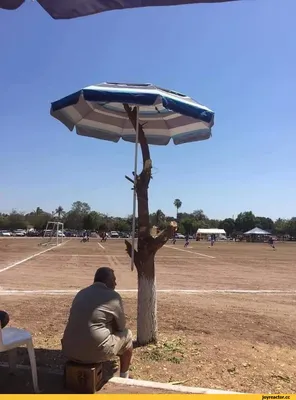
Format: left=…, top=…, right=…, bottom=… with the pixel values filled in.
left=173, top=199, right=182, bottom=220
left=155, top=209, right=165, bottom=226
left=65, top=201, right=91, bottom=230
left=64, top=211, right=81, bottom=230
left=126, top=214, right=136, bottom=232
left=180, top=217, right=196, bottom=235
left=235, top=211, right=256, bottom=233
left=219, top=218, right=235, bottom=236
left=36, top=207, right=42, bottom=216
left=83, top=211, right=101, bottom=231
left=0, top=213, right=9, bottom=229
left=55, top=206, right=65, bottom=220
left=192, top=209, right=207, bottom=221
left=114, top=219, right=131, bottom=232
left=150, top=209, right=166, bottom=229
left=208, top=219, right=220, bottom=228
left=26, top=208, right=51, bottom=230
left=255, top=216, right=274, bottom=232
left=196, top=219, right=210, bottom=229
left=274, top=218, right=288, bottom=236
left=71, top=201, right=91, bottom=214
left=8, top=210, right=28, bottom=230
left=286, top=217, right=296, bottom=237
left=98, top=222, right=108, bottom=232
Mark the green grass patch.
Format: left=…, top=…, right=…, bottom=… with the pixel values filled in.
left=140, top=337, right=185, bottom=364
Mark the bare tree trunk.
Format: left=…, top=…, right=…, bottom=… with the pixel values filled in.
left=137, top=255, right=157, bottom=345
left=124, top=104, right=174, bottom=346
left=125, top=227, right=159, bottom=346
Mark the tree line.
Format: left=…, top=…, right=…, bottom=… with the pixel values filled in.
left=1, top=200, right=296, bottom=237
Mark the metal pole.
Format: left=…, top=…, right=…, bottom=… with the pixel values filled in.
left=131, top=105, right=139, bottom=271
left=56, top=222, right=58, bottom=246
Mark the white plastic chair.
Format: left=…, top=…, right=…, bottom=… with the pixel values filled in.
left=0, top=327, right=39, bottom=393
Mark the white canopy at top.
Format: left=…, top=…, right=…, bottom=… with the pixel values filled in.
left=197, top=228, right=226, bottom=235
left=244, top=227, right=271, bottom=235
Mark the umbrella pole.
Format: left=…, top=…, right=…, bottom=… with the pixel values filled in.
left=131, top=105, right=139, bottom=271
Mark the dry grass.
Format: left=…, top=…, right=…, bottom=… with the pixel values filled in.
left=0, top=238, right=295, bottom=393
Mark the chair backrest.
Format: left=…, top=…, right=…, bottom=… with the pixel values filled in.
left=0, top=326, right=3, bottom=348
left=0, top=311, right=9, bottom=347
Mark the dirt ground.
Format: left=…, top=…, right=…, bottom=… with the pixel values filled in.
left=0, top=238, right=295, bottom=393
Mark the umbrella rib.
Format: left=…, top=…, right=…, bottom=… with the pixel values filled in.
left=75, top=100, right=126, bottom=130
left=73, top=99, right=96, bottom=128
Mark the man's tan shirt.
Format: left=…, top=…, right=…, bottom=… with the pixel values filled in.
left=62, top=282, right=126, bottom=363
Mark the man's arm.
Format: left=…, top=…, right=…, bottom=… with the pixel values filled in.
left=113, top=295, right=126, bottom=332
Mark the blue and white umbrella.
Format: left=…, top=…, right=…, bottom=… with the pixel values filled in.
left=1, top=0, right=240, bottom=19
left=50, top=82, right=214, bottom=268
left=50, top=82, right=214, bottom=145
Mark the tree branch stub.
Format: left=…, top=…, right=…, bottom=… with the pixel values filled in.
left=124, top=103, right=175, bottom=263
left=153, top=224, right=175, bottom=251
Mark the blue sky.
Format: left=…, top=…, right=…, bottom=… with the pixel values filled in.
left=0, top=0, right=295, bottom=220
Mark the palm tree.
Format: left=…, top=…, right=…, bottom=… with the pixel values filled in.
left=36, top=207, right=42, bottom=216
left=173, top=199, right=182, bottom=219
left=55, top=206, right=65, bottom=220
left=155, top=209, right=165, bottom=226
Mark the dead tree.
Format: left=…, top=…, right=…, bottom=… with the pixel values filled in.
left=124, top=104, right=175, bottom=346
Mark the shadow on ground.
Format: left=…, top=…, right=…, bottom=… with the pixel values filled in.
left=0, top=347, right=118, bottom=394
left=0, top=347, right=176, bottom=394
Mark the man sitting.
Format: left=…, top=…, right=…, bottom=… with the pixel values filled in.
left=62, top=267, right=133, bottom=379
left=0, top=310, right=9, bottom=329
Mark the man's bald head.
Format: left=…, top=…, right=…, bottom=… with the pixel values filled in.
left=94, top=267, right=116, bottom=289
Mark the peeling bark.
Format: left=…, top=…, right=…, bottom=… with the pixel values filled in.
left=123, top=104, right=174, bottom=345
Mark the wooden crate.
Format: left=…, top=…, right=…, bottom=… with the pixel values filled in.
left=64, top=361, right=103, bottom=393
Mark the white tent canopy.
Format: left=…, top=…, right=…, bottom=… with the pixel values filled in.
left=244, top=227, right=271, bottom=235
left=197, top=228, right=226, bottom=235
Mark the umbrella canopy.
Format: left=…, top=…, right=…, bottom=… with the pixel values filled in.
left=0, top=0, right=23, bottom=9
left=244, top=227, right=271, bottom=235
left=50, top=82, right=214, bottom=146
left=51, top=82, right=214, bottom=271
left=1, top=0, right=240, bottom=19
